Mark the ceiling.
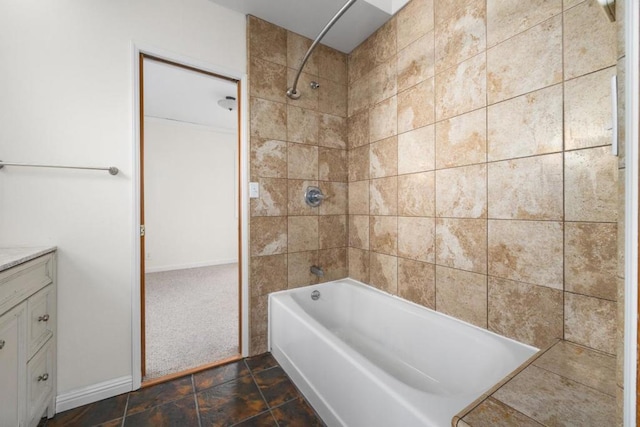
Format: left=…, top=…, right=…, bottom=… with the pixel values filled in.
left=143, top=58, right=238, bottom=131
left=209, top=0, right=409, bottom=53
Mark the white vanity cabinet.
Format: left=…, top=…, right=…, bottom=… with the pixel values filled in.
left=0, top=250, right=56, bottom=427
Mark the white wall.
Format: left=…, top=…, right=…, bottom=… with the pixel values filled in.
left=0, top=0, right=245, bottom=398
left=144, top=118, right=238, bottom=272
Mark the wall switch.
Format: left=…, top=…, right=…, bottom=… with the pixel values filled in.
left=249, top=182, right=260, bottom=198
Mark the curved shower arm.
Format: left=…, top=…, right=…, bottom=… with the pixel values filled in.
left=286, top=0, right=358, bottom=99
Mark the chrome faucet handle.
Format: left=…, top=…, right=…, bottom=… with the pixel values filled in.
left=305, top=186, right=326, bottom=207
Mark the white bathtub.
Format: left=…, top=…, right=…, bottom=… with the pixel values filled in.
left=269, top=279, right=538, bottom=427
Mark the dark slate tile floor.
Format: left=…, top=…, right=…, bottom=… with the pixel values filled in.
left=44, top=353, right=325, bottom=427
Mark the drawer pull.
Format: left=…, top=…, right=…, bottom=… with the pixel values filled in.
left=0, top=340, right=5, bottom=350
left=37, top=373, right=49, bottom=382
left=38, top=314, right=50, bottom=322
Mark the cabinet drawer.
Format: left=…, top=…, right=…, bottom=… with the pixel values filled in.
left=27, top=285, right=55, bottom=360
left=0, top=254, right=54, bottom=317
left=27, top=340, right=54, bottom=426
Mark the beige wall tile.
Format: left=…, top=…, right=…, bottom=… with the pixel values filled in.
left=318, top=248, right=348, bottom=282
left=370, top=252, right=398, bottom=294
left=565, top=292, right=616, bottom=354
left=288, top=180, right=319, bottom=215
left=249, top=16, right=287, bottom=66
left=435, top=108, right=486, bottom=168
left=487, top=16, right=562, bottom=104
left=565, top=67, right=616, bottom=150
left=435, top=164, right=487, bottom=218
left=348, top=145, right=370, bottom=182
left=348, top=247, right=370, bottom=283
left=369, top=96, right=398, bottom=142
left=249, top=56, right=287, bottom=103
left=398, top=217, right=436, bottom=263
left=348, top=38, right=374, bottom=84
left=565, top=146, right=618, bottom=222
left=288, top=216, right=319, bottom=253
left=250, top=97, right=287, bottom=140
left=288, top=250, right=319, bottom=288
left=319, top=147, right=347, bottom=182
left=250, top=138, right=287, bottom=179
left=488, top=277, right=563, bottom=348
left=349, top=215, right=370, bottom=250
left=370, top=216, right=398, bottom=256
left=348, top=110, right=369, bottom=148
left=436, top=218, right=487, bottom=274
left=319, top=215, right=347, bottom=249
left=616, top=0, right=625, bottom=59
left=616, top=58, right=626, bottom=168
left=397, top=31, right=435, bottom=92
left=319, top=182, right=348, bottom=215
left=250, top=216, right=288, bottom=256
left=398, top=258, right=435, bottom=309
left=565, top=222, right=617, bottom=301
left=398, top=172, right=435, bottom=216
left=250, top=254, right=288, bottom=297
left=564, top=0, right=616, bottom=80
left=488, top=220, right=563, bottom=289
left=317, top=44, right=347, bottom=85
left=319, top=114, right=347, bottom=149
left=370, top=136, right=398, bottom=179
left=435, top=0, right=486, bottom=73
left=250, top=295, right=269, bottom=338
left=488, top=84, right=563, bottom=161
left=348, top=75, right=371, bottom=117
left=486, top=0, right=561, bottom=47
left=371, top=18, right=397, bottom=66
left=370, top=177, right=398, bottom=215
left=617, top=170, right=625, bottom=279
left=397, top=0, right=435, bottom=50
left=398, top=125, right=435, bottom=174
left=435, top=0, right=475, bottom=28
left=250, top=333, right=268, bottom=356
left=564, top=0, right=585, bottom=10
left=287, top=31, right=318, bottom=75
left=370, top=59, right=398, bottom=105
left=435, top=53, right=487, bottom=120
left=488, top=153, right=563, bottom=220
left=287, top=69, right=318, bottom=111
left=287, top=105, right=318, bottom=145
left=250, top=178, right=288, bottom=217
left=348, top=180, right=370, bottom=214
left=435, top=265, right=487, bottom=328
left=616, top=277, right=624, bottom=386
left=287, top=143, right=318, bottom=180
left=398, top=78, right=435, bottom=133
left=318, top=78, right=348, bottom=117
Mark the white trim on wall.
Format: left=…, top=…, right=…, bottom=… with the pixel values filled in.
left=130, top=42, right=249, bottom=391
left=56, top=376, right=132, bottom=413
left=624, top=0, right=639, bottom=424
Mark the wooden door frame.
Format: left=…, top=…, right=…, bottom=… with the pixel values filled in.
left=131, top=44, right=249, bottom=390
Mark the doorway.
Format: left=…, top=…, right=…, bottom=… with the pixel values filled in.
left=139, top=54, right=243, bottom=383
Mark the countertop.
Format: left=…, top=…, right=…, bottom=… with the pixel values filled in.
left=0, top=246, right=57, bottom=272
left=453, top=340, right=616, bottom=426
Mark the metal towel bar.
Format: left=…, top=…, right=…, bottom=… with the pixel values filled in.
left=0, top=161, right=119, bottom=175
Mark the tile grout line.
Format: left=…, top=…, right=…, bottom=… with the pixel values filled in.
left=244, top=359, right=279, bottom=426
left=120, top=393, right=130, bottom=427
left=191, top=374, right=202, bottom=427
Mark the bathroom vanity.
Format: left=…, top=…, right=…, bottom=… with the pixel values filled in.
left=0, top=247, right=57, bottom=427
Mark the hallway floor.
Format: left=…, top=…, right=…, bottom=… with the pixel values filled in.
left=44, top=353, right=325, bottom=427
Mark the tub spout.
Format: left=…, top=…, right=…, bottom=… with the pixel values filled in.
left=310, top=265, right=324, bottom=277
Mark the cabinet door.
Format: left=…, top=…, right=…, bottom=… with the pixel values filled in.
left=0, top=303, right=27, bottom=427
left=27, top=285, right=55, bottom=360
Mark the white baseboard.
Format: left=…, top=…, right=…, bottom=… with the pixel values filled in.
left=145, top=259, right=238, bottom=273
left=56, top=376, right=133, bottom=413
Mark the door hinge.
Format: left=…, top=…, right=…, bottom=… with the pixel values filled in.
left=140, top=225, right=145, bottom=237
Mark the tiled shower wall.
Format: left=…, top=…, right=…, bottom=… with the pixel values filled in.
left=247, top=16, right=349, bottom=353
left=346, top=0, right=619, bottom=355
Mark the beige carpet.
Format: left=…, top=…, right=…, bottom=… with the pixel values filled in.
left=144, top=263, right=239, bottom=380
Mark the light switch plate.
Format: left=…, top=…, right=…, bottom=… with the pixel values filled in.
left=249, top=182, right=260, bottom=198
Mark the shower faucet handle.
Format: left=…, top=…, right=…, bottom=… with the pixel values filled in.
left=305, top=186, right=326, bottom=207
